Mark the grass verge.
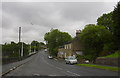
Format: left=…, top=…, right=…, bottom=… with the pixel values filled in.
left=102, top=51, right=120, bottom=58
left=76, top=64, right=120, bottom=72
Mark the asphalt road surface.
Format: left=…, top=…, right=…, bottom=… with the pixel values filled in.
left=5, top=50, right=118, bottom=76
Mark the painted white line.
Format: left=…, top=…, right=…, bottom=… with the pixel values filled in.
left=9, top=69, right=13, bottom=71
left=66, top=71, right=80, bottom=76
left=33, top=74, right=40, bottom=76
left=54, top=59, right=57, bottom=61
left=41, top=57, right=54, bottom=67
left=13, top=67, right=16, bottom=69
left=56, top=67, right=63, bottom=70
left=49, top=74, right=56, bottom=76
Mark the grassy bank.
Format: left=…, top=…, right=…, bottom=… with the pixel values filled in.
left=76, top=64, right=120, bottom=72
left=102, top=51, right=120, bottom=58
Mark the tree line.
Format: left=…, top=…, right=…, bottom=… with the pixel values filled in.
left=2, top=41, right=45, bottom=58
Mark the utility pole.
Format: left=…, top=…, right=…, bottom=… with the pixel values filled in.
left=21, top=42, right=23, bottom=57
left=18, top=27, right=23, bottom=57
left=18, top=27, right=21, bottom=58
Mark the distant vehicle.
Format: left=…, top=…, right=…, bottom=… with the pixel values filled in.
left=44, top=49, right=47, bottom=52
left=65, top=56, right=77, bottom=64
left=48, top=55, right=53, bottom=59
left=84, top=60, right=89, bottom=64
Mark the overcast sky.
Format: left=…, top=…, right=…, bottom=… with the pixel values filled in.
left=1, top=1, right=118, bottom=44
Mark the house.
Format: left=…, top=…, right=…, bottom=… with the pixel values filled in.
left=57, top=30, right=83, bottom=58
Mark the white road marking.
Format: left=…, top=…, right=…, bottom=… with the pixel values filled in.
left=33, top=74, right=40, bottom=76
left=13, top=67, right=16, bottom=69
left=49, top=74, right=56, bottom=76
left=41, top=57, right=54, bottom=67
left=66, top=71, right=81, bottom=76
left=56, top=67, right=63, bottom=70
left=9, top=68, right=13, bottom=71
left=54, top=59, right=57, bottom=61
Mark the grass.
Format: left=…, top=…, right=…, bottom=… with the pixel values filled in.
left=103, top=51, right=120, bottom=58
left=76, top=64, right=120, bottom=72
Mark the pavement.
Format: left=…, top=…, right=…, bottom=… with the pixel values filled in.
left=2, top=50, right=119, bottom=76
left=2, top=53, right=36, bottom=76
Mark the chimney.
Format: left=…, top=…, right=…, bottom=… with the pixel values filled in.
left=76, top=30, right=81, bottom=37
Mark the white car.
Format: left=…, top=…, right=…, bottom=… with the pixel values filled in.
left=44, top=49, right=47, bottom=52
left=48, top=56, right=53, bottom=59
left=65, top=56, right=77, bottom=64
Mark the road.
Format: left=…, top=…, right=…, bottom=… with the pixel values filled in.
left=4, top=50, right=118, bottom=76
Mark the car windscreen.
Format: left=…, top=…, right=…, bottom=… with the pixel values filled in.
left=69, top=57, right=75, bottom=60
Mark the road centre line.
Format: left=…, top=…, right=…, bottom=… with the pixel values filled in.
left=66, top=71, right=81, bottom=76
left=49, top=74, right=57, bottom=76
left=55, top=67, right=63, bottom=70
left=41, top=57, right=54, bottom=67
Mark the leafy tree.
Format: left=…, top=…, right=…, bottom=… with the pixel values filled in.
left=44, top=29, right=72, bottom=56
left=38, top=42, right=45, bottom=49
left=112, top=1, right=120, bottom=50
left=31, top=40, right=40, bottom=52
left=2, top=42, right=30, bottom=58
left=2, top=42, right=19, bottom=57
left=39, top=42, right=45, bottom=46
left=97, top=12, right=113, bottom=32
left=79, top=24, right=112, bottom=61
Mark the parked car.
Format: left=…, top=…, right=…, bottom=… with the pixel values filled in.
left=48, top=55, right=53, bottom=59
left=44, top=49, right=47, bottom=52
left=84, top=60, right=89, bottom=64
left=65, top=56, right=77, bottom=64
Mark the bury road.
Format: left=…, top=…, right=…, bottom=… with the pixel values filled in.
left=5, top=50, right=118, bottom=76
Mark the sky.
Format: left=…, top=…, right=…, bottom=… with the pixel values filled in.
left=1, top=1, right=118, bottom=44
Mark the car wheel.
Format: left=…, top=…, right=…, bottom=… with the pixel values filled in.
left=69, top=61, right=71, bottom=65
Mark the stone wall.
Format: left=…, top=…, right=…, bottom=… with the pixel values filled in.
left=95, top=57, right=120, bottom=66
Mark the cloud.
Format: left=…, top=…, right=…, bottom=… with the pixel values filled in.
left=2, top=2, right=117, bottom=44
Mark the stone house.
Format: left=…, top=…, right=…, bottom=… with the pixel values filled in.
left=57, top=30, right=83, bottom=58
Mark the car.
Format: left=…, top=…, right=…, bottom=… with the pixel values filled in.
left=84, top=60, right=89, bottom=64
left=44, top=49, right=47, bottom=52
left=48, top=55, right=53, bottom=59
left=65, top=56, right=77, bottom=64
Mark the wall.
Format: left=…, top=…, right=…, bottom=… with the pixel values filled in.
left=95, top=57, right=120, bottom=66
left=58, top=48, right=73, bottom=58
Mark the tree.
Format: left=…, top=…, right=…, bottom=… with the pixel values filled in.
left=44, top=29, right=72, bottom=56
left=39, top=42, right=45, bottom=46
left=112, top=1, right=120, bottom=50
left=2, top=42, right=30, bottom=58
left=31, top=40, right=40, bottom=52
left=79, top=24, right=112, bottom=61
left=97, top=12, right=113, bottom=32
